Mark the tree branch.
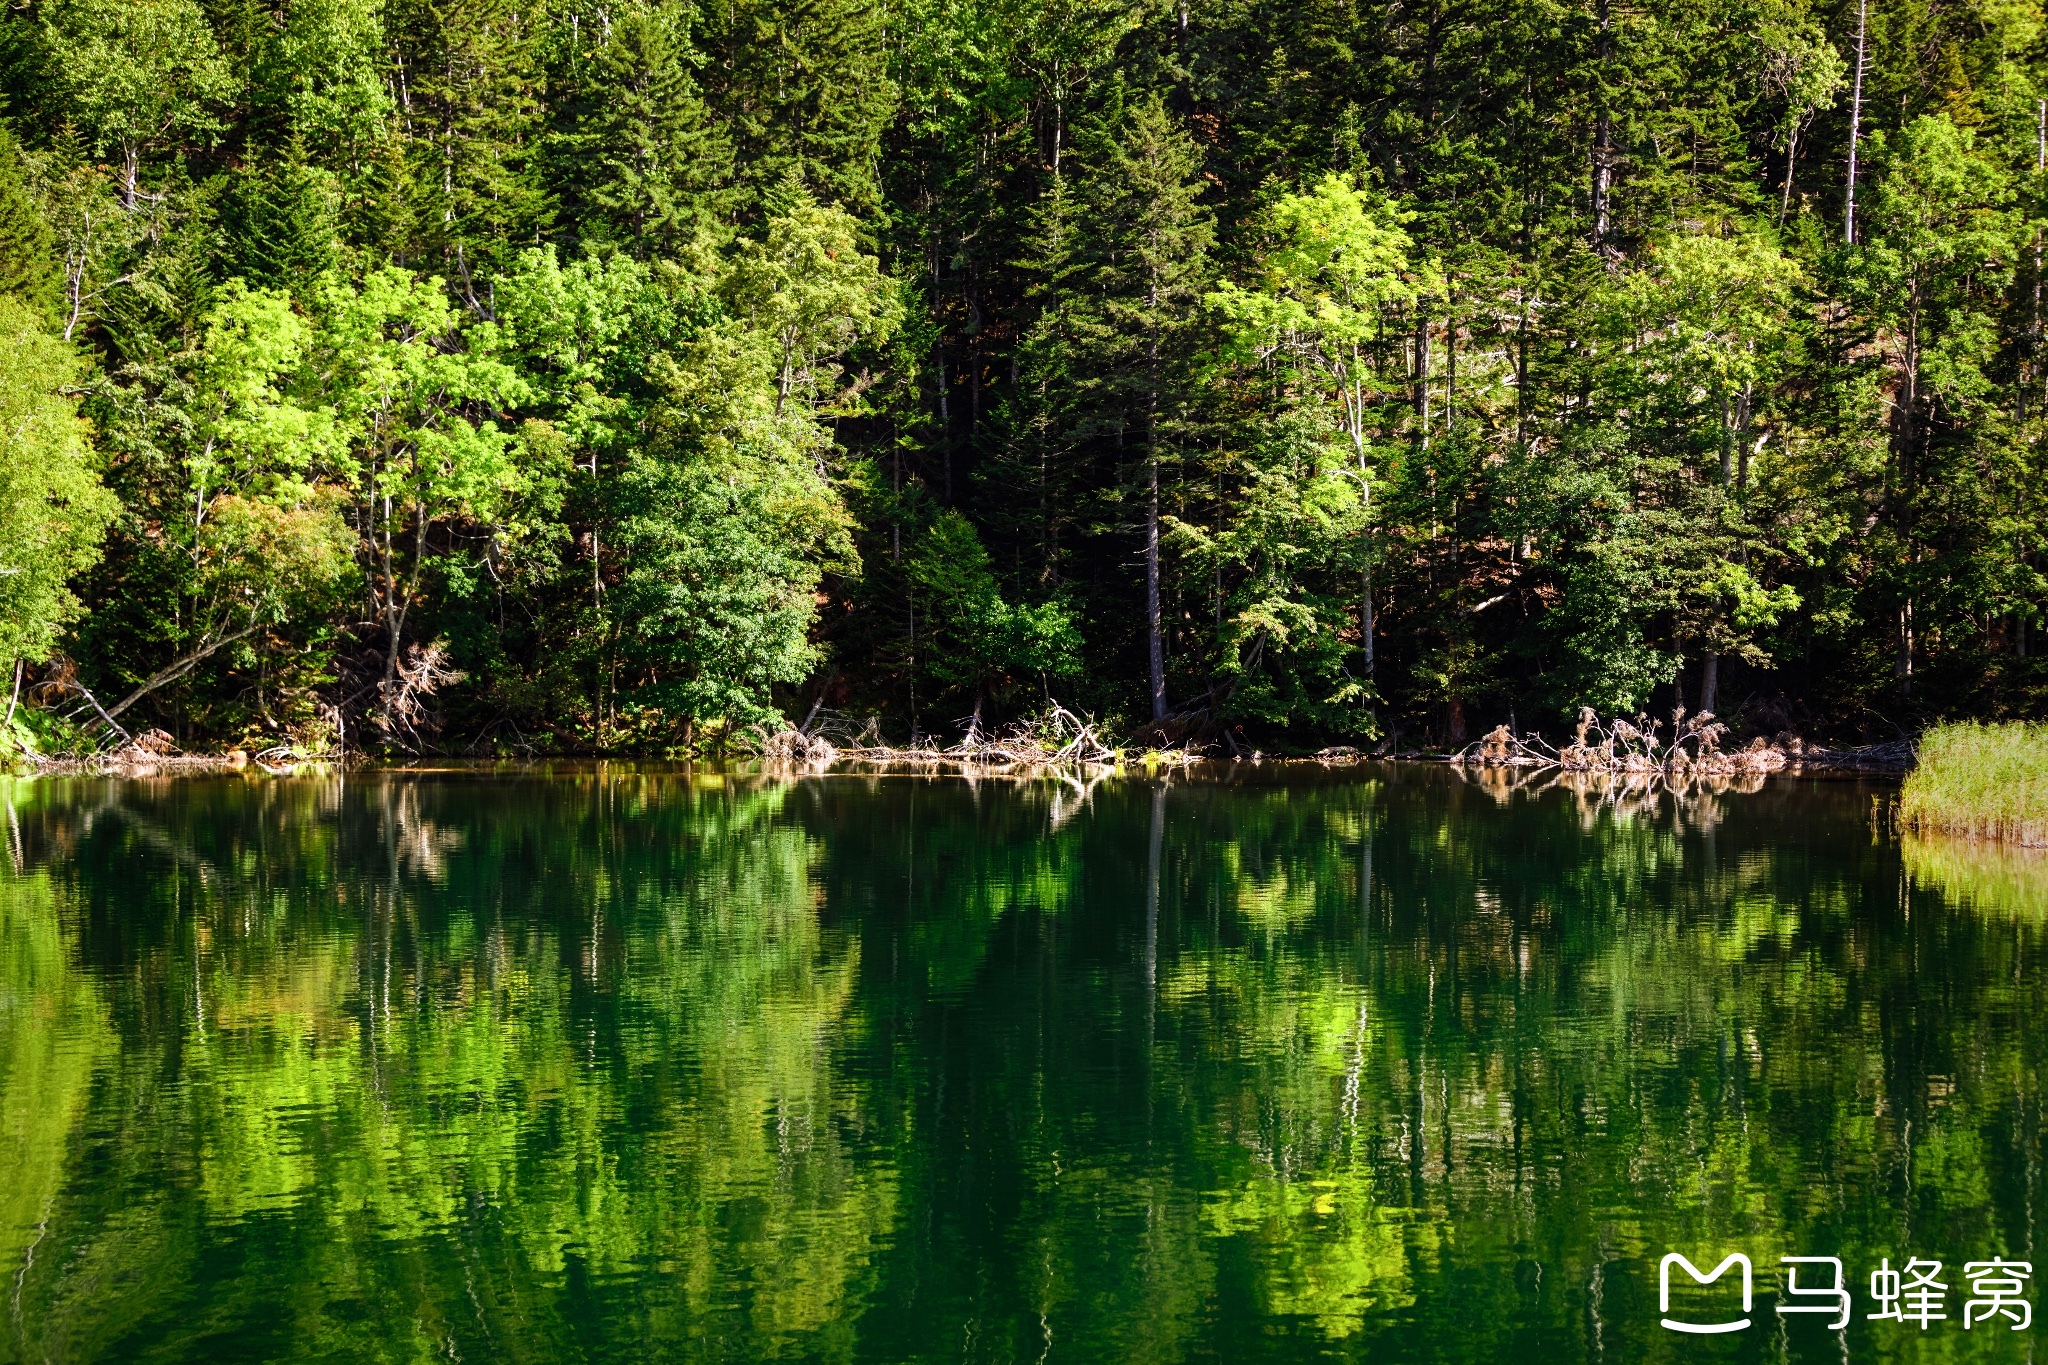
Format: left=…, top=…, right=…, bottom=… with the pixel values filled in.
left=104, top=622, right=266, bottom=721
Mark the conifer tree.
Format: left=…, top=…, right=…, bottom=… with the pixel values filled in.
left=698, top=0, right=895, bottom=220
left=1066, top=93, right=1214, bottom=721
left=548, top=0, right=734, bottom=256
left=386, top=0, right=552, bottom=294
left=224, top=144, right=343, bottom=288
left=0, top=124, right=59, bottom=320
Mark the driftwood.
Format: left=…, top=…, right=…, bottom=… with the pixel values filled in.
left=1454, top=707, right=1792, bottom=775
left=21, top=727, right=341, bottom=776
left=1791, top=739, right=1915, bottom=772
left=1459, top=755, right=1769, bottom=801
left=1453, top=707, right=1914, bottom=775
left=756, top=703, right=1199, bottom=773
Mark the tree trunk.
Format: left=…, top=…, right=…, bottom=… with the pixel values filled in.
left=1591, top=0, right=1612, bottom=244
left=1698, top=651, right=1719, bottom=716
left=1778, top=123, right=1800, bottom=227
left=1444, top=312, right=1456, bottom=433
left=1146, top=430, right=1166, bottom=721
left=379, top=490, right=403, bottom=691
left=937, top=352, right=952, bottom=504
left=2032, top=100, right=2045, bottom=420
left=1897, top=601, right=1914, bottom=698
left=1413, top=313, right=1432, bottom=441
left=103, top=622, right=265, bottom=722
left=1719, top=396, right=1735, bottom=486
left=1361, top=570, right=1376, bottom=679
left=1146, top=307, right=1167, bottom=722
left=1844, top=0, right=1868, bottom=244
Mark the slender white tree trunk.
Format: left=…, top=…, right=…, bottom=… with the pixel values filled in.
left=1844, top=0, right=1868, bottom=244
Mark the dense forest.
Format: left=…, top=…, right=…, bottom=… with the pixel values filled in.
left=0, top=0, right=2042, bottom=754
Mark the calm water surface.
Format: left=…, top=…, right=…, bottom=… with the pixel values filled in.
left=1, top=764, right=2043, bottom=1362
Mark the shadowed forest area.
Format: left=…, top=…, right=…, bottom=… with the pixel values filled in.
left=0, top=0, right=2045, bottom=754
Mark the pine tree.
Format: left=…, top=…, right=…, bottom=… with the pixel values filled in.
left=1066, top=93, right=1214, bottom=721
left=547, top=0, right=734, bottom=256
left=698, top=0, right=895, bottom=220
left=0, top=123, right=60, bottom=320
left=224, top=143, right=343, bottom=288
left=386, top=0, right=552, bottom=297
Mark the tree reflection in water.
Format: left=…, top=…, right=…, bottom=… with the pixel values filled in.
left=0, top=764, right=2040, bottom=1362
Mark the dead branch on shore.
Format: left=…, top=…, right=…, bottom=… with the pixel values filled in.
left=1454, top=707, right=1791, bottom=775
left=374, top=642, right=465, bottom=749
left=23, top=727, right=343, bottom=776
left=757, top=703, right=1199, bottom=773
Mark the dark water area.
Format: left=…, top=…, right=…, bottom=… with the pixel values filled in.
left=1, top=763, right=2043, bottom=1363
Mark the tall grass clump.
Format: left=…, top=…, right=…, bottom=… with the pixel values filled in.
left=1899, top=721, right=2048, bottom=846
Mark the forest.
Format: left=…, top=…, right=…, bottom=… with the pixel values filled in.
left=0, top=0, right=2042, bottom=754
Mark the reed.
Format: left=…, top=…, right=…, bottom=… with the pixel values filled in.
left=1899, top=721, right=2048, bottom=846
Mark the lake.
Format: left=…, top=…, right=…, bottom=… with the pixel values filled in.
left=1, top=764, right=2042, bottom=1362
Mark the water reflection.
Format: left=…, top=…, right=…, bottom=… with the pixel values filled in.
left=1904, top=832, right=2048, bottom=919
left=0, top=766, right=2041, bottom=1362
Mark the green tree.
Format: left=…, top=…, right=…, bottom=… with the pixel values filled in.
left=1211, top=171, right=1417, bottom=702
left=309, top=267, right=539, bottom=716
left=1860, top=114, right=2017, bottom=700
left=718, top=186, right=902, bottom=415
left=904, top=508, right=1081, bottom=721
left=0, top=124, right=60, bottom=320
left=33, top=0, right=237, bottom=211
left=1068, top=93, right=1214, bottom=723
left=0, top=297, right=115, bottom=668
left=1609, top=229, right=1805, bottom=712
left=611, top=195, right=898, bottom=736
left=249, top=0, right=393, bottom=165
left=222, top=147, right=343, bottom=289
left=385, top=0, right=551, bottom=289
left=548, top=0, right=733, bottom=256
left=698, top=0, right=895, bottom=220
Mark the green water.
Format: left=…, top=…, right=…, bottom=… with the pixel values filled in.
left=0, top=765, right=2042, bottom=1363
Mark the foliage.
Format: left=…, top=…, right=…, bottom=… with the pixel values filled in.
left=0, top=296, right=114, bottom=666
left=0, top=123, right=60, bottom=319
left=0, top=0, right=2045, bottom=749
left=904, top=508, right=1082, bottom=708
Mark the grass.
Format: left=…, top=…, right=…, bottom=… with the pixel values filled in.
left=1898, top=721, right=2048, bottom=846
